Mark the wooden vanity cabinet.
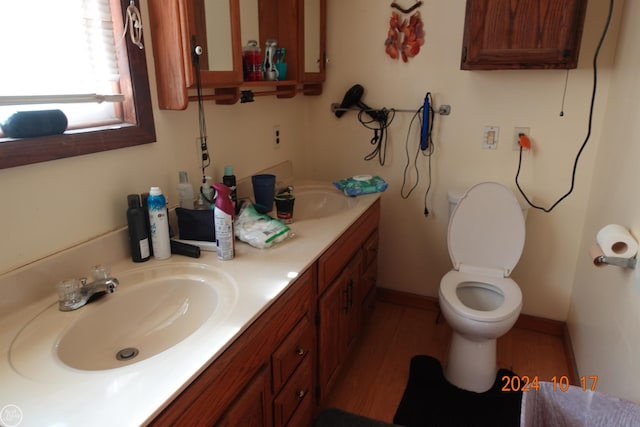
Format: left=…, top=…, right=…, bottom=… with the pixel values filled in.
left=150, top=266, right=316, bottom=427
left=316, top=199, right=381, bottom=401
left=150, top=199, right=380, bottom=426
left=461, top=0, right=588, bottom=70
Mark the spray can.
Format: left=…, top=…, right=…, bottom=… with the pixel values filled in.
left=147, top=186, right=171, bottom=260
left=212, top=183, right=235, bottom=260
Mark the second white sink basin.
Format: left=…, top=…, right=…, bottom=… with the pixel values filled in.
left=293, top=185, right=359, bottom=220
left=10, top=263, right=238, bottom=377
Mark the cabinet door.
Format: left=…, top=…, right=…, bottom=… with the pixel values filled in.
left=216, top=367, right=271, bottom=427
left=300, top=0, right=326, bottom=84
left=148, top=0, right=242, bottom=109
left=461, top=0, right=588, bottom=70
left=184, top=0, right=243, bottom=87
left=317, top=267, right=349, bottom=396
left=317, top=254, right=363, bottom=399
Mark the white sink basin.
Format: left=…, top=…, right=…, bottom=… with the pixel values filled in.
left=293, top=185, right=359, bottom=220
left=9, top=263, right=238, bottom=377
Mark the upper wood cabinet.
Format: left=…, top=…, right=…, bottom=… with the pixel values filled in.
left=461, top=0, right=588, bottom=70
left=148, top=0, right=242, bottom=110
left=148, top=0, right=326, bottom=109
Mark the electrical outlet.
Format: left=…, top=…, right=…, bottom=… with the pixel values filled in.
left=482, top=126, right=499, bottom=149
left=273, top=125, right=281, bottom=149
left=513, top=127, right=530, bottom=150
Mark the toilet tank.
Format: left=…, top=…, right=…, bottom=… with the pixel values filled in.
left=448, top=187, right=530, bottom=220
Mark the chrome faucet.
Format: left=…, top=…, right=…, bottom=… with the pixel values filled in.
left=56, top=265, right=119, bottom=311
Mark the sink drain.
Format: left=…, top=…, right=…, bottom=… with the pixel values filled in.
left=116, top=347, right=139, bottom=361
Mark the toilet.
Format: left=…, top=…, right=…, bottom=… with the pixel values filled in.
left=439, top=182, right=526, bottom=392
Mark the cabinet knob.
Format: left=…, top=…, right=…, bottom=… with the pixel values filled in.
left=296, top=389, right=306, bottom=399
left=296, top=347, right=306, bottom=356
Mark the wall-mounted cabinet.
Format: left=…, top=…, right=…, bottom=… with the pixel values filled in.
left=461, top=0, right=588, bottom=70
left=148, top=0, right=326, bottom=109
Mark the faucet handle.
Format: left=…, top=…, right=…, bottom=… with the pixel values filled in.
left=91, top=265, right=110, bottom=280
left=56, top=278, right=83, bottom=311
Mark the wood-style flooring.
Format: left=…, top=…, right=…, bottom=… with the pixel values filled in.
left=320, top=299, right=574, bottom=424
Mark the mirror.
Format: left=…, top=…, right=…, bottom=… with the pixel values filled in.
left=239, top=0, right=260, bottom=46
left=192, top=0, right=234, bottom=72
left=304, top=0, right=321, bottom=73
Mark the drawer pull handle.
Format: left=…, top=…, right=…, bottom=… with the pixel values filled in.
left=296, top=347, right=306, bottom=356
left=296, top=389, right=306, bottom=399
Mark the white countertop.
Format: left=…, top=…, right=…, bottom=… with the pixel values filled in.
left=0, top=188, right=380, bottom=427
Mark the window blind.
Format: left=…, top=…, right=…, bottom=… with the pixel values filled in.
left=0, top=0, right=122, bottom=125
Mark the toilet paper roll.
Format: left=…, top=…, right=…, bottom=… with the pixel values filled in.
left=596, top=224, right=638, bottom=258
left=589, top=244, right=607, bottom=267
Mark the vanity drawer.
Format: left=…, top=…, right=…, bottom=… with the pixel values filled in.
left=272, top=315, right=314, bottom=393
left=273, top=357, right=313, bottom=427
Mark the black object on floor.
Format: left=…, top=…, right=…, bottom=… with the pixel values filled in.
left=315, top=408, right=401, bottom=427
left=393, top=355, right=522, bottom=427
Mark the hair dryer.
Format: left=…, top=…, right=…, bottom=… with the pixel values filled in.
left=334, top=84, right=386, bottom=122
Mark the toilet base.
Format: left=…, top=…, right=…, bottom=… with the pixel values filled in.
left=444, top=332, right=498, bottom=393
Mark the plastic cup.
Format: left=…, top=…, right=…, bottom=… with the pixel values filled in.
left=274, top=194, right=295, bottom=223
left=276, top=63, right=288, bottom=81
left=251, top=174, right=276, bottom=213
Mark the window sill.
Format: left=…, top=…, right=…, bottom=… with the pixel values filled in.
left=0, top=120, right=156, bottom=169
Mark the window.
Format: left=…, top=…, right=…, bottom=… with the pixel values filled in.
left=0, top=0, right=155, bottom=169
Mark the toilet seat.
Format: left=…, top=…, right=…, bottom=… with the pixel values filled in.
left=440, top=270, right=522, bottom=323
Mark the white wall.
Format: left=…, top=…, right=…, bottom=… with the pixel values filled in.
left=303, top=0, right=619, bottom=321
left=568, top=0, right=640, bottom=403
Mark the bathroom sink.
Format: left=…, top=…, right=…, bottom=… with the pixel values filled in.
left=293, top=185, right=359, bottom=220
left=9, top=263, right=238, bottom=376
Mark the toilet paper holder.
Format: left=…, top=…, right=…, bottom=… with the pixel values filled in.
left=594, top=255, right=637, bottom=269
left=591, top=224, right=638, bottom=269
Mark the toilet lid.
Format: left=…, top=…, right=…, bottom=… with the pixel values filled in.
left=448, top=182, right=525, bottom=276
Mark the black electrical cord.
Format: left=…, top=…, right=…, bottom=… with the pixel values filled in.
left=400, top=93, right=435, bottom=217
left=358, top=108, right=395, bottom=166
left=515, top=0, right=614, bottom=213
left=192, top=37, right=211, bottom=186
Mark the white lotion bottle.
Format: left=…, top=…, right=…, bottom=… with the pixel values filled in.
left=147, top=186, right=171, bottom=260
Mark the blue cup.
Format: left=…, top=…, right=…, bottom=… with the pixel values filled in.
left=251, top=174, right=276, bottom=213
left=276, top=63, right=288, bottom=81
